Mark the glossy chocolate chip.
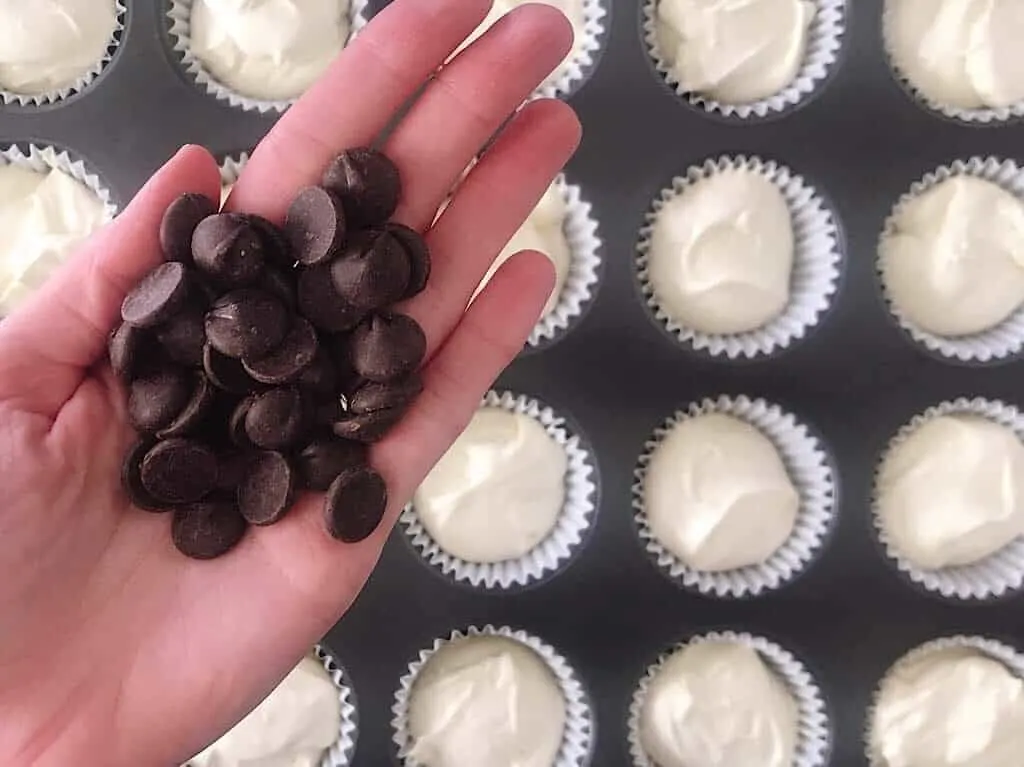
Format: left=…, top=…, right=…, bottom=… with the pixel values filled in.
left=244, top=387, right=306, bottom=450
left=330, top=407, right=403, bottom=443
left=243, top=316, right=318, bottom=385
left=322, top=148, right=401, bottom=228
left=140, top=438, right=218, bottom=505
left=205, top=289, right=289, bottom=359
left=323, top=465, right=388, bottom=542
left=128, top=369, right=192, bottom=433
left=296, top=437, right=367, bottom=491
left=349, top=373, right=423, bottom=414
left=238, top=451, right=296, bottom=526
left=330, top=230, right=410, bottom=311
left=297, top=348, right=338, bottom=397
left=347, top=313, right=426, bottom=382
left=172, top=500, right=248, bottom=560
left=284, top=187, right=346, bottom=266
left=239, top=213, right=295, bottom=270
left=386, top=222, right=431, bottom=298
left=326, top=333, right=364, bottom=394
left=203, top=343, right=258, bottom=395
left=121, top=437, right=167, bottom=512
left=297, top=263, right=363, bottom=332
left=160, top=193, right=216, bottom=264
left=109, top=322, right=147, bottom=382
left=229, top=396, right=256, bottom=449
left=192, top=214, right=266, bottom=287
left=259, top=267, right=296, bottom=311
left=122, top=262, right=191, bottom=328
left=156, top=303, right=206, bottom=367
left=157, top=373, right=216, bottom=439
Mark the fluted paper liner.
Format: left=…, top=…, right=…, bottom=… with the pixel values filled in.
left=167, top=0, right=369, bottom=114
left=538, top=0, right=608, bottom=99
left=865, top=635, right=1024, bottom=767
left=0, top=0, right=127, bottom=107
left=636, top=156, right=842, bottom=359
left=643, top=0, right=846, bottom=119
left=633, top=396, right=837, bottom=598
left=400, top=390, right=597, bottom=591
left=872, top=398, right=1024, bottom=601
left=391, top=625, right=593, bottom=767
left=218, top=152, right=250, bottom=208
left=878, top=157, right=1024, bottom=363
left=0, top=144, right=117, bottom=219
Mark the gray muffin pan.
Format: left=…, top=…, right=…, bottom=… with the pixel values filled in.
left=2, top=0, right=1024, bottom=765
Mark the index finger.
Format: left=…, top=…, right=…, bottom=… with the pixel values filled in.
left=226, top=0, right=493, bottom=222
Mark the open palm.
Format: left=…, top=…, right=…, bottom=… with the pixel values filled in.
left=0, top=2, right=580, bottom=764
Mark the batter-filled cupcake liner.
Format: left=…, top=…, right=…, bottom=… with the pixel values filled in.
left=864, top=635, right=1024, bottom=766
left=167, top=0, right=369, bottom=114
left=218, top=151, right=250, bottom=208
left=882, top=5, right=1024, bottom=124
left=871, top=397, right=1024, bottom=601
left=636, top=156, right=842, bottom=359
left=537, top=0, right=608, bottom=99
left=399, top=390, right=598, bottom=591
left=391, top=625, right=593, bottom=767
left=0, top=0, right=127, bottom=107
left=632, top=395, right=837, bottom=598
left=877, top=157, right=1024, bottom=363
left=627, top=631, right=831, bottom=767
left=0, top=144, right=117, bottom=219
left=314, top=644, right=360, bottom=766
left=642, top=0, right=846, bottom=119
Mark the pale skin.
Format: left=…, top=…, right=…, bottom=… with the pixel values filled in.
left=0, top=1, right=581, bottom=764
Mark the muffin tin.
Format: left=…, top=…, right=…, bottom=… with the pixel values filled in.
left=3, top=0, right=1024, bottom=765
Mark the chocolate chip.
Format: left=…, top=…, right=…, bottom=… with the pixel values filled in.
left=157, top=373, right=216, bottom=439
left=330, top=230, right=410, bottom=311
left=296, top=438, right=367, bottom=491
left=156, top=303, right=206, bottom=367
left=315, top=397, right=346, bottom=427
left=243, top=316, right=318, bottom=385
left=128, top=369, right=192, bottom=433
left=205, top=289, right=289, bottom=359
left=215, top=451, right=253, bottom=494
left=285, top=187, right=346, bottom=266
left=330, top=408, right=403, bottom=443
left=245, top=387, right=306, bottom=450
left=259, top=267, right=296, bottom=311
left=297, top=263, right=363, bottom=332
left=172, top=500, right=248, bottom=560
left=192, top=214, right=266, bottom=287
left=347, top=313, right=426, bottom=382
left=386, top=222, right=431, bottom=298
left=122, top=262, right=191, bottom=328
left=109, top=322, right=147, bottom=382
left=229, top=397, right=256, bottom=449
left=297, top=348, right=338, bottom=397
left=121, top=437, right=166, bottom=512
left=203, top=343, right=258, bottom=395
left=324, top=465, right=388, bottom=542
left=239, top=213, right=295, bottom=270
left=160, top=193, right=216, bottom=265
left=322, top=148, right=401, bottom=228
left=349, top=373, right=422, bottom=414
left=140, top=438, right=218, bottom=505
left=238, top=451, right=296, bottom=526
left=326, top=333, right=364, bottom=394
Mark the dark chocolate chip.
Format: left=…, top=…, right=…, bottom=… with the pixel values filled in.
left=205, top=289, right=289, bottom=359
left=386, top=222, right=431, bottom=299
left=160, top=193, right=216, bottom=265
left=192, top=214, right=266, bottom=287
left=326, top=333, right=364, bottom=394
left=239, top=213, right=295, bottom=269
left=229, top=396, right=256, bottom=449
left=157, top=373, right=216, bottom=439
left=330, top=407, right=403, bottom=443
left=297, top=263, right=363, bottom=332
left=349, top=373, right=423, bottom=414
left=238, top=451, right=296, bottom=526
left=140, top=438, right=218, bottom=505
left=203, top=343, right=259, bottom=395
left=215, top=451, right=254, bottom=494
left=259, top=267, right=296, bottom=311
left=245, top=387, right=306, bottom=450
left=128, top=369, right=192, bottom=433
left=323, top=465, right=388, bottom=543
left=296, top=437, right=367, bottom=491
left=242, top=316, right=318, bottom=385
left=330, top=230, right=410, bottom=311
left=347, top=313, right=426, bottom=382
left=315, top=397, right=346, bottom=426
left=284, top=187, right=346, bottom=266
left=109, top=322, right=147, bottom=382
left=121, top=437, right=167, bottom=512
left=172, top=500, right=248, bottom=560
left=121, top=262, right=191, bottom=328
left=297, top=348, right=338, bottom=397
left=322, top=148, right=401, bottom=228
left=156, top=303, right=206, bottom=367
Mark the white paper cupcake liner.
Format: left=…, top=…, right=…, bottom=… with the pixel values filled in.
left=314, top=644, right=360, bottom=766
left=400, top=390, right=597, bottom=591
left=391, top=625, right=593, bottom=767
left=643, top=0, right=845, bottom=119
left=865, top=635, right=1024, bottom=766
left=628, top=631, right=831, bottom=767
left=878, top=158, right=1024, bottom=363
left=636, top=156, right=842, bottom=359
left=0, top=144, right=117, bottom=218
left=632, top=395, right=837, bottom=598
left=0, top=0, right=127, bottom=107
left=536, top=0, right=608, bottom=99
left=872, top=397, right=1024, bottom=601
left=218, top=151, right=250, bottom=208
left=167, top=0, right=368, bottom=114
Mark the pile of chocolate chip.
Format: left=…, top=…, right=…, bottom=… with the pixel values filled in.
left=111, top=148, right=429, bottom=560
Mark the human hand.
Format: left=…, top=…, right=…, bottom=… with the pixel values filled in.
left=0, top=1, right=581, bottom=764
